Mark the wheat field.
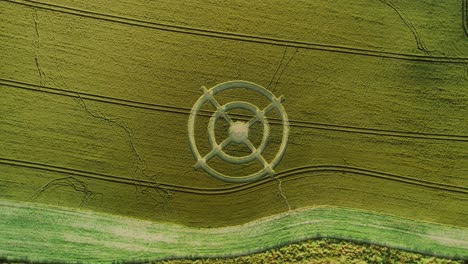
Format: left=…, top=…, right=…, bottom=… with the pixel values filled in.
left=0, top=0, right=467, bottom=262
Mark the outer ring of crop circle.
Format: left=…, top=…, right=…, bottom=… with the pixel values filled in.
left=188, top=80, right=290, bottom=183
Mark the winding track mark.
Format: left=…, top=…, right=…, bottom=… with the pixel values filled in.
left=4, top=0, right=468, bottom=64
left=2, top=157, right=467, bottom=195
left=76, top=94, right=144, bottom=172
left=43, top=47, right=174, bottom=210
left=132, top=176, right=174, bottom=213
left=32, top=8, right=46, bottom=86
left=44, top=45, right=175, bottom=209
left=267, top=47, right=288, bottom=90
left=2, top=79, right=468, bottom=142
left=378, top=0, right=432, bottom=55
left=76, top=95, right=174, bottom=209
left=31, top=176, right=102, bottom=207
left=269, top=48, right=299, bottom=93
left=274, top=177, right=291, bottom=211
left=464, top=0, right=468, bottom=36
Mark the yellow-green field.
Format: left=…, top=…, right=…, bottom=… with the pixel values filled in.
left=1, top=0, right=467, bottom=262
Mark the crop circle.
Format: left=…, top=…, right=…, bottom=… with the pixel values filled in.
left=188, top=81, right=289, bottom=183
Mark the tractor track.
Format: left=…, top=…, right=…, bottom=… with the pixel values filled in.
left=2, top=78, right=468, bottom=142
left=1, top=157, right=467, bottom=195
left=3, top=0, right=468, bottom=64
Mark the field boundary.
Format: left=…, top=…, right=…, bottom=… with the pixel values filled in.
left=0, top=200, right=466, bottom=263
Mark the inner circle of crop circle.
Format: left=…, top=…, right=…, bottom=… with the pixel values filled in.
left=229, top=122, right=248, bottom=143
left=187, top=80, right=290, bottom=183
left=207, top=101, right=270, bottom=164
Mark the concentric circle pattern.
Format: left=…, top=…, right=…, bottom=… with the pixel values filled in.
left=188, top=81, right=290, bottom=183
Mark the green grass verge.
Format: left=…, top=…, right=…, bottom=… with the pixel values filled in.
left=1, top=199, right=466, bottom=263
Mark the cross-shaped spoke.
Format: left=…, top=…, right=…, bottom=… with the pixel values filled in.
left=194, top=137, right=232, bottom=169
left=263, top=95, right=285, bottom=115
left=247, top=114, right=261, bottom=127
left=243, top=139, right=275, bottom=176
left=202, top=87, right=234, bottom=125
left=217, top=137, right=233, bottom=151
left=243, top=138, right=258, bottom=154
left=262, top=102, right=276, bottom=116
left=243, top=139, right=266, bottom=166
left=247, top=96, right=284, bottom=127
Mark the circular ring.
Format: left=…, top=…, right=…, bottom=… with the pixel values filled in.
left=208, top=101, right=270, bottom=164
left=188, top=81, right=289, bottom=183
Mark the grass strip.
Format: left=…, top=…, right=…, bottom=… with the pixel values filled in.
left=0, top=199, right=466, bottom=263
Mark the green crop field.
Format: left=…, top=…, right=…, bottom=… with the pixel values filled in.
left=1, top=0, right=467, bottom=262
left=0, top=200, right=467, bottom=263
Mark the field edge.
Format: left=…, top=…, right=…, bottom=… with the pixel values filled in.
left=0, top=199, right=467, bottom=263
